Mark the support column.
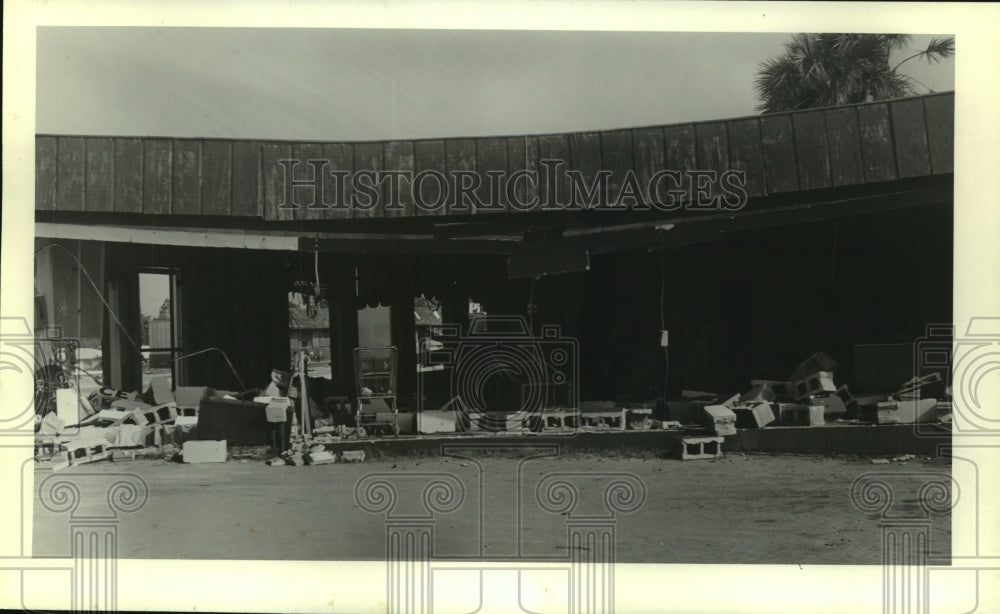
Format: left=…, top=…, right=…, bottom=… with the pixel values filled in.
left=39, top=472, right=148, bottom=613
left=328, top=255, right=359, bottom=397
left=536, top=472, right=646, bottom=614
left=387, top=521, right=433, bottom=614
left=851, top=472, right=954, bottom=614
left=356, top=472, right=465, bottom=614
left=568, top=521, right=614, bottom=614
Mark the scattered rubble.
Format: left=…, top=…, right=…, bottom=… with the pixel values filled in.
left=33, top=348, right=948, bottom=470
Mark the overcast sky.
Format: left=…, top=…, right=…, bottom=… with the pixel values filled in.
left=35, top=28, right=955, bottom=141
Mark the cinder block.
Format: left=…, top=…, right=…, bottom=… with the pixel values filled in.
left=793, top=371, right=837, bottom=400
left=876, top=398, right=937, bottom=424
left=65, top=440, right=109, bottom=466
left=304, top=450, right=336, bottom=465
left=111, top=398, right=151, bottom=412
left=579, top=411, right=625, bottom=430
left=149, top=377, right=174, bottom=405
left=154, top=403, right=178, bottom=423
left=544, top=411, right=579, bottom=429
left=703, top=405, right=737, bottom=436
left=741, top=380, right=784, bottom=403
left=680, top=436, right=724, bottom=460
left=340, top=450, right=365, bottom=463
left=733, top=402, right=775, bottom=428
left=811, top=395, right=847, bottom=419
left=778, top=404, right=824, bottom=426
left=182, top=440, right=227, bottom=463
left=125, top=403, right=178, bottom=426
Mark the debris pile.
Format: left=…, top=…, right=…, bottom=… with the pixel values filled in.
left=33, top=352, right=368, bottom=471
left=33, top=346, right=951, bottom=469
left=665, top=351, right=951, bottom=436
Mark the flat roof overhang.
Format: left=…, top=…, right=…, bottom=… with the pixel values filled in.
left=36, top=174, right=951, bottom=254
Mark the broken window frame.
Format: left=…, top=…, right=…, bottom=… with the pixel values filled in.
left=138, top=266, right=184, bottom=388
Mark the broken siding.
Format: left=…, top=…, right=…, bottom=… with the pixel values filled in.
left=36, top=92, right=954, bottom=219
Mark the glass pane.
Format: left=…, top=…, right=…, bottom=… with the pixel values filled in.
left=288, top=292, right=332, bottom=378
left=139, top=272, right=172, bottom=349
left=358, top=305, right=391, bottom=348
left=76, top=339, right=105, bottom=399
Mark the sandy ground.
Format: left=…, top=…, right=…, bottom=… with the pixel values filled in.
left=32, top=453, right=950, bottom=564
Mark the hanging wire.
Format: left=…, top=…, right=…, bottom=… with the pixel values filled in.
left=171, top=347, right=246, bottom=391
left=659, top=230, right=669, bottom=408
left=34, top=242, right=140, bottom=351
left=528, top=276, right=537, bottom=334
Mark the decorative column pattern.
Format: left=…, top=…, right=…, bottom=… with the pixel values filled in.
left=356, top=472, right=465, bottom=614
left=39, top=472, right=148, bottom=613
left=536, top=472, right=646, bottom=614
left=850, top=472, right=955, bottom=614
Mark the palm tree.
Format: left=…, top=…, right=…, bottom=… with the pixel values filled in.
left=754, top=34, right=954, bottom=113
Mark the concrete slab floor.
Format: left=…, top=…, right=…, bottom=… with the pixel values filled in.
left=32, top=453, right=951, bottom=564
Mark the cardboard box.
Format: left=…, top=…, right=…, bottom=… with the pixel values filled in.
left=56, top=388, right=83, bottom=425
left=260, top=397, right=291, bottom=423
left=174, top=386, right=214, bottom=409
left=183, top=440, right=227, bottom=463
left=703, top=405, right=737, bottom=436
left=876, top=398, right=937, bottom=424
left=417, top=409, right=456, bottom=434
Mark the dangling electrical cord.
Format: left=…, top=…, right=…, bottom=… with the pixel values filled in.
left=34, top=243, right=140, bottom=351
left=659, top=231, right=669, bottom=410
left=314, top=250, right=321, bottom=292
left=528, top=277, right=537, bottom=334
left=171, top=347, right=246, bottom=391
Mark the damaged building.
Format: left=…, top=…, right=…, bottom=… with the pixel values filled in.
left=32, top=91, right=954, bottom=462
